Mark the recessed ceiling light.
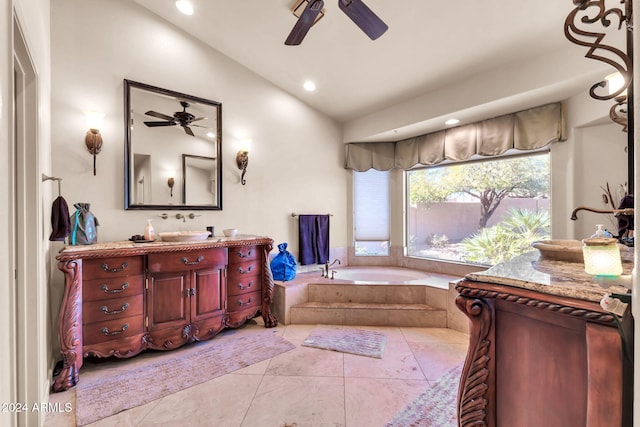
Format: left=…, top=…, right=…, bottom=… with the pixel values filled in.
left=206, top=131, right=215, bottom=139
left=445, top=118, right=460, bottom=125
left=175, top=0, right=194, bottom=15
left=303, top=81, right=316, bottom=92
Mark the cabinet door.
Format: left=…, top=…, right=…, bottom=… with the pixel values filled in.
left=148, top=271, right=190, bottom=331
left=191, top=267, right=225, bottom=323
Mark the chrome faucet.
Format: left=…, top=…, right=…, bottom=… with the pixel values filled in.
left=323, top=259, right=341, bottom=278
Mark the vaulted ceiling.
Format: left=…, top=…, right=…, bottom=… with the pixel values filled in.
left=133, top=0, right=619, bottom=141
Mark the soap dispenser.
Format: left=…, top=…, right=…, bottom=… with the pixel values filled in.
left=144, top=219, right=155, bottom=241
left=591, top=224, right=605, bottom=238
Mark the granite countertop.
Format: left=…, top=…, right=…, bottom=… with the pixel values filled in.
left=464, top=249, right=633, bottom=303
left=57, top=234, right=273, bottom=259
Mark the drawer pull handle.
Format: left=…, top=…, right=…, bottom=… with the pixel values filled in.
left=237, top=265, right=253, bottom=274
left=101, top=282, right=129, bottom=294
left=100, top=303, right=130, bottom=315
left=238, top=297, right=253, bottom=307
left=182, top=256, right=204, bottom=265
left=237, top=250, right=253, bottom=258
left=238, top=281, right=253, bottom=290
left=101, top=262, right=129, bottom=273
left=101, top=323, right=129, bottom=336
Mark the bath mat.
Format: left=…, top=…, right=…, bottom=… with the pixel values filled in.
left=385, top=362, right=462, bottom=427
left=301, top=326, right=387, bottom=358
left=75, top=330, right=295, bottom=426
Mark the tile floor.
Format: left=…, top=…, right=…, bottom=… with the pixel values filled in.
left=46, top=319, right=468, bottom=427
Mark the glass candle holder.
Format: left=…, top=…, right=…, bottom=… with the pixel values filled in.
left=582, top=237, right=623, bottom=276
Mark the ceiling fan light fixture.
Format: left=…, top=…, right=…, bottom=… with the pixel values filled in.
left=175, top=0, right=194, bottom=16
left=291, top=0, right=326, bottom=25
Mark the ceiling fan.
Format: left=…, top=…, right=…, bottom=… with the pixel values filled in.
left=285, top=0, right=388, bottom=46
left=144, top=101, right=207, bottom=136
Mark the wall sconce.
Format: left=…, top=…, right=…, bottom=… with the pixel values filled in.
left=236, top=139, right=251, bottom=185
left=84, top=111, right=104, bottom=176
left=167, top=175, right=175, bottom=197
left=236, top=150, right=249, bottom=185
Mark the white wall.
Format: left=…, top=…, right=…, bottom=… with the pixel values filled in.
left=50, top=0, right=346, bottom=248
left=555, top=91, right=628, bottom=240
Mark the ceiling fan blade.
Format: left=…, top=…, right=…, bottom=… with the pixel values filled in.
left=145, top=110, right=176, bottom=121
left=285, top=0, right=324, bottom=45
left=144, top=121, right=177, bottom=127
left=190, top=124, right=214, bottom=130
left=338, top=0, right=388, bottom=40
left=183, top=125, right=194, bottom=136
left=191, top=117, right=207, bottom=122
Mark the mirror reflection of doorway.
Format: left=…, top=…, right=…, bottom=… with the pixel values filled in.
left=134, top=153, right=151, bottom=204
left=183, top=154, right=216, bottom=205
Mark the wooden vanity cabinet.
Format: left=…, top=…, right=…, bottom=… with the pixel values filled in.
left=226, top=245, right=263, bottom=327
left=456, top=279, right=632, bottom=427
left=52, top=237, right=277, bottom=392
left=146, top=248, right=227, bottom=348
left=81, top=256, right=145, bottom=357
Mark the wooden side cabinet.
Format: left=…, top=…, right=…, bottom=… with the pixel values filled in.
left=455, top=279, right=633, bottom=427
left=52, top=237, right=276, bottom=392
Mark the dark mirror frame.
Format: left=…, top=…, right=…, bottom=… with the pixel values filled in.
left=124, top=79, right=223, bottom=210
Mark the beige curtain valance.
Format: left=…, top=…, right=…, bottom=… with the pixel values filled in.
left=345, top=102, right=565, bottom=171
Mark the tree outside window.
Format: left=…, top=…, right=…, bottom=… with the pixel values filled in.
left=407, top=153, right=550, bottom=265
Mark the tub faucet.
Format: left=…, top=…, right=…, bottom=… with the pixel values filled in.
left=322, top=259, right=341, bottom=278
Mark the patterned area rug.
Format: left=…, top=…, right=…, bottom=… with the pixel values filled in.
left=301, top=326, right=387, bottom=358
left=385, top=363, right=462, bottom=427
left=75, top=330, right=296, bottom=426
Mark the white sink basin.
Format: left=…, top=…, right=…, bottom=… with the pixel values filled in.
left=531, top=239, right=584, bottom=263
left=159, top=231, right=210, bottom=242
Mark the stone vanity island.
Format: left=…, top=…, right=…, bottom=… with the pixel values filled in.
left=455, top=250, right=633, bottom=427
left=52, top=235, right=276, bottom=392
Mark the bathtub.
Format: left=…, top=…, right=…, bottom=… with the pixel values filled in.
left=273, top=265, right=463, bottom=326
left=325, top=266, right=452, bottom=288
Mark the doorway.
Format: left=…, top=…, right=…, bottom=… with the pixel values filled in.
left=13, top=16, right=43, bottom=427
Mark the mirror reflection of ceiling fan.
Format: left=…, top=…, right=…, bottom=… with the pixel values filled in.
left=285, top=0, right=388, bottom=46
left=144, top=101, right=209, bottom=136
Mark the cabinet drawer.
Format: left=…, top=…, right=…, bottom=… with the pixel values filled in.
left=227, top=290, right=261, bottom=313
left=227, top=275, right=261, bottom=297
left=83, top=256, right=144, bottom=280
left=228, top=245, right=259, bottom=263
left=227, top=260, right=260, bottom=279
left=83, top=294, right=144, bottom=324
left=148, top=249, right=227, bottom=273
left=83, top=275, right=144, bottom=302
left=83, top=314, right=144, bottom=346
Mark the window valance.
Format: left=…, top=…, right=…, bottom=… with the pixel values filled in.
left=345, top=102, right=565, bottom=171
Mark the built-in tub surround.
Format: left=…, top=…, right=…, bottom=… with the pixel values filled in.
left=273, top=266, right=468, bottom=331
left=53, top=235, right=276, bottom=392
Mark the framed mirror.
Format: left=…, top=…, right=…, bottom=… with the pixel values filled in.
left=124, top=79, right=222, bottom=210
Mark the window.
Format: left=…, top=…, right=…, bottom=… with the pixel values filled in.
left=406, top=152, right=550, bottom=266
left=354, top=169, right=390, bottom=256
